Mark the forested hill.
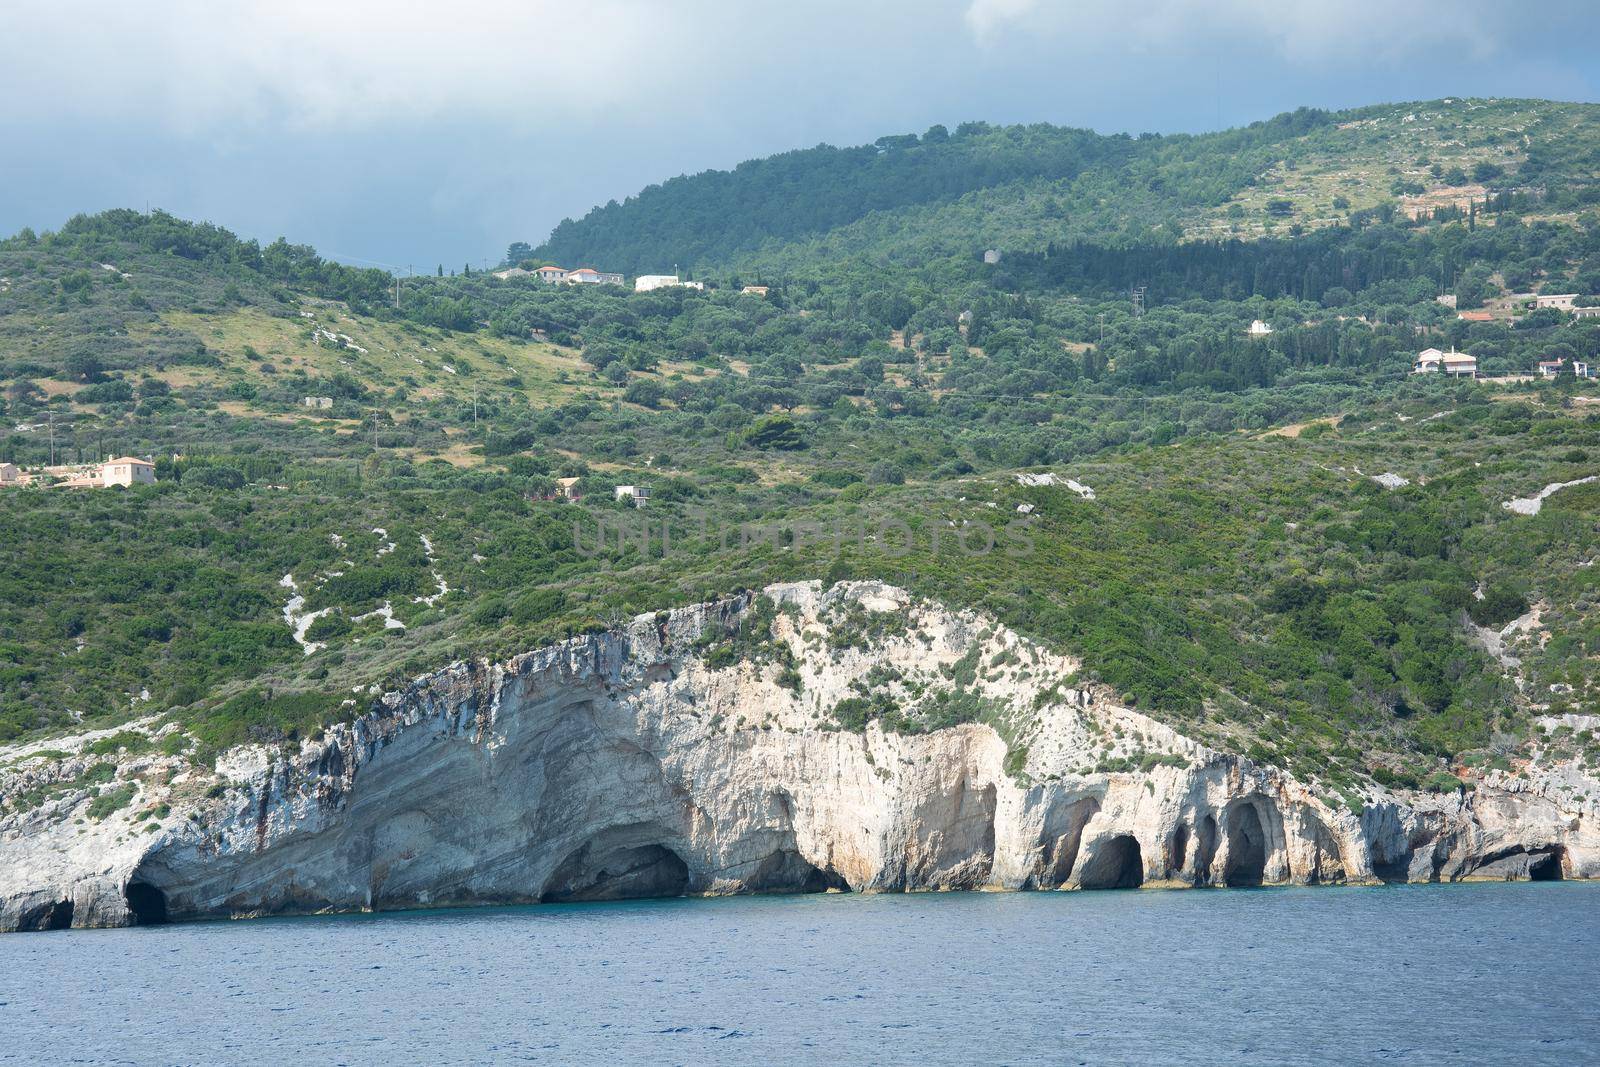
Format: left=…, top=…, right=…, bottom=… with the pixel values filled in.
left=528, top=99, right=1600, bottom=274
left=532, top=110, right=1330, bottom=272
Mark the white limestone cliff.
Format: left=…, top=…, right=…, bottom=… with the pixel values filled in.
left=1, top=581, right=1594, bottom=932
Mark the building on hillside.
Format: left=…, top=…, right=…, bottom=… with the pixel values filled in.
left=535, top=266, right=568, bottom=283
left=614, top=484, right=651, bottom=508
left=741, top=285, right=769, bottom=297
left=635, top=274, right=703, bottom=292
left=983, top=249, right=1002, bottom=264
left=1413, top=348, right=1477, bottom=378
left=492, top=267, right=531, bottom=280
left=565, top=268, right=623, bottom=286
left=4, top=455, right=157, bottom=489
left=1544, top=359, right=1599, bottom=379
left=1435, top=294, right=1458, bottom=309
left=1457, top=310, right=1495, bottom=322
left=554, top=476, right=582, bottom=502
left=1534, top=293, right=1578, bottom=310
left=303, top=396, right=334, bottom=410
left=101, top=457, right=156, bottom=487
left=1573, top=306, right=1600, bottom=320
left=1248, top=320, right=1273, bottom=337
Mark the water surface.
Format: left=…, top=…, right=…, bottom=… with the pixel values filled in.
left=4, top=883, right=1598, bottom=1064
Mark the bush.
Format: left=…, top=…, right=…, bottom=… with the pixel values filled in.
left=1468, top=583, right=1528, bottom=629
left=87, top=783, right=137, bottom=820
left=512, top=588, right=567, bottom=626
left=76, top=380, right=134, bottom=405
left=303, top=612, right=352, bottom=642
left=186, top=466, right=246, bottom=490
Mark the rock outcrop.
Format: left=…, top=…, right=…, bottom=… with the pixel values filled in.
left=3, top=581, right=1596, bottom=931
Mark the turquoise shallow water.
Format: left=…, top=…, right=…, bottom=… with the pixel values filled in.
left=3, top=882, right=1598, bottom=1065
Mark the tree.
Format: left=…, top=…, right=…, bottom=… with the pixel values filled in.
left=623, top=379, right=665, bottom=408
left=743, top=414, right=805, bottom=450
left=64, top=352, right=104, bottom=382
left=505, top=241, right=533, bottom=265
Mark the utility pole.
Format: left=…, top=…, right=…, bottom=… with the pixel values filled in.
left=48, top=411, right=55, bottom=466
left=1131, top=286, right=1147, bottom=318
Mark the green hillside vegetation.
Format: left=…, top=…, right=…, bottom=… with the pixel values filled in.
left=4, top=98, right=1600, bottom=798
left=4, top=391, right=1600, bottom=796
left=529, top=99, right=1600, bottom=274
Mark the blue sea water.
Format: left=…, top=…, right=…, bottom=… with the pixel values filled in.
left=2, top=883, right=1598, bottom=1065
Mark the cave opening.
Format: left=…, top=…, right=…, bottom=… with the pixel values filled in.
left=1194, top=815, right=1218, bottom=882
left=747, top=850, right=850, bottom=894
left=1529, top=848, right=1565, bottom=882
left=1079, top=835, right=1145, bottom=890
left=1223, top=805, right=1267, bottom=887
left=124, top=882, right=168, bottom=925
left=45, top=899, right=74, bottom=931
left=1170, top=824, right=1190, bottom=878
left=541, top=842, right=691, bottom=903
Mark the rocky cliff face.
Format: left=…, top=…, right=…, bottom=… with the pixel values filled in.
left=2, top=581, right=1595, bottom=932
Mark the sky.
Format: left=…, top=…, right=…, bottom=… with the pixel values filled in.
left=1, top=0, right=1596, bottom=268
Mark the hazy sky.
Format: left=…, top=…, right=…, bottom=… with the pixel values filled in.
left=2, top=0, right=1596, bottom=267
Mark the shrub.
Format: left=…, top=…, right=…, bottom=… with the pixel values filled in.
left=1468, top=583, right=1528, bottom=629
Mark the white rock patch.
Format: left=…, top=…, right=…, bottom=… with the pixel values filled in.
left=1503, top=476, right=1598, bottom=516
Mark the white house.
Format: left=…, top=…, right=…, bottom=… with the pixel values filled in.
left=1544, top=359, right=1598, bottom=379
left=565, top=268, right=623, bottom=286
left=614, top=484, right=651, bottom=507
left=6, top=456, right=157, bottom=489
left=1534, top=293, right=1578, bottom=310
left=303, top=396, right=334, bottom=410
left=492, top=267, right=531, bottom=280
left=983, top=249, right=1002, bottom=264
left=1249, top=320, right=1274, bottom=336
left=635, top=274, right=703, bottom=292
left=535, top=266, right=568, bottom=283
left=1413, top=348, right=1477, bottom=378
left=101, top=457, right=156, bottom=487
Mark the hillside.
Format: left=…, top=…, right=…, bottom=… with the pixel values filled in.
left=4, top=99, right=1600, bottom=826
left=529, top=99, right=1600, bottom=274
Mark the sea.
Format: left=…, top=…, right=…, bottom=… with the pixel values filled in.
left=3, top=882, right=1597, bottom=1065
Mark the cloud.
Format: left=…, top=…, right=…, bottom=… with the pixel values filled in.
left=1, top=0, right=688, bottom=131
left=964, top=0, right=1040, bottom=43
left=960, top=0, right=1513, bottom=62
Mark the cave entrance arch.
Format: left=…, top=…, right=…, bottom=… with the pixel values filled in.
left=1529, top=848, right=1565, bottom=882
left=1170, top=824, right=1190, bottom=878
left=1194, top=815, right=1218, bottom=882
left=124, top=882, right=168, bottom=925
left=1223, top=805, right=1267, bottom=887
left=45, top=900, right=74, bottom=930
left=541, top=841, right=691, bottom=903
left=1078, top=835, right=1144, bottom=890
